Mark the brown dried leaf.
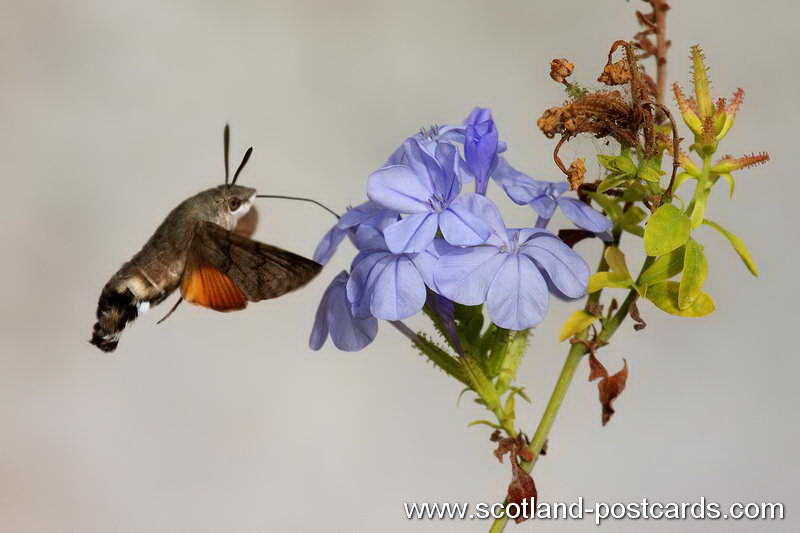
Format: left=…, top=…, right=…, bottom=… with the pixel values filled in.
left=493, top=437, right=515, bottom=463
left=588, top=353, right=608, bottom=382
left=558, top=228, right=595, bottom=248
left=599, top=359, right=629, bottom=425
left=630, top=300, right=647, bottom=331
left=588, top=355, right=629, bottom=425
left=507, top=461, right=537, bottom=523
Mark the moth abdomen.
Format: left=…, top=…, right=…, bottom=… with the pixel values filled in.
left=90, top=286, right=140, bottom=352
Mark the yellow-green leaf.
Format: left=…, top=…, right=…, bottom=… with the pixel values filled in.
left=644, top=204, right=691, bottom=256
left=718, top=173, right=735, bottom=198
left=638, top=165, right=662, bottom=183
left=588, top=271, right=632, bottom=293
left=673, top=171, right=693, bottom=192
left=615, top=155, right=638, bottom=176
left=597, top=174, right=629, bottom=193
left=646, top=281, right=715, bottom=317
left=559, top=310, right=598, bottom=342
left=604, top=246, right=630, bottom=278
left=638, top=246, right=685, bottom=287
left=702, top=218, right=759, bottom=276
left=689, top=189, right=709, bottom=228
left=679, top=239, right=708, bottom=309
left=586, top=191, right=622, bottom=220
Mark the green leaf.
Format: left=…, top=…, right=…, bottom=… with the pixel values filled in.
left=619, top=206, right=646, bottom=237
left=467, top=419, right=502, bottom=430
left=597, top=154, right=637, bottom=176
left=718, top=172, right=735, bottom=198
left=615, top=155, right=638, bottom=176
left=621, top=182, right=648, bottom=202
left=689, top=188, right=709, bottom=229
left=559, top=310, right=599, bottom=342
left=638, top=165, right=662, bottom=183
left=588, top=271, right=632, bottom=293
left=586, top=191, right=622, bottom=220
left=597, top=154, right=617, bottom=171
left=597, top=173, right=629, bottom=193
left=461, top=356, right=501, bottom=410
left=604, top=246, right=631, bottom=278
left=644, top=204, right=691, bottom=256
left=646, top=281, right=715, bottom=317
left=679, top=239, right=708, bottom=309
left=702, top=218, right=759, bottom=276
left=638, top=246, right=685, bottom=287
left=494, top=331, right=529, bottom=394
left=413, top=333, right=469, bottom=385
left=673, top=172, right=694, bottom=192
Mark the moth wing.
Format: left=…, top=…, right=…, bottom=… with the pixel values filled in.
left=181, top=253, right=249, bottom=312
left=190, top=221, right=322, bottom=301
left=234, top=205, right=259, bottom=237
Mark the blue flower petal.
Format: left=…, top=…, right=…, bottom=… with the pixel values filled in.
left=557, top=197, right=613, bottom=233
left=338, top=201, right=395, bottom=229
left=326, top=276, right=378, bottom=351
left=451, top=193, right=509, bottom=247
left=434, top=245, right=507, bottom=305
left=520, top=233, right=589, bottom=299
left=313, top=224, right=347, bottom=265
left=349, top=223, right=388, bottom=252
left=432, top=142, right=461, bottom=203
left=309, top=276, right=334, bottom=350
left=493, top=158, right=543, bottom=205
left=367, top=255, right=427, bottom=320
left=310, top=271, right=378, bottom=351
left=530, top=195, right=558, bottom=219
left=347, top=251, right=391, bottom=318
left=367, top=164, right=431, bottom=213
left=383, top=212, right=438, bottom=254
left=486, top=254, right=549, bottom=330
left=439, top=198, right=492, bottom=247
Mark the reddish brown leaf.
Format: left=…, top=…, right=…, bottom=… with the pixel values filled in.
left=599, top=359, right=629, bottom=425
left=517, top=445, right=534, bottom=463
left=558, top=228, right=596, bottom=248
left=588, top=353, right=608, bottom=381
left=507, top=461, right=537, bottom=523
left=630, top=300, right=647, bottom=331
left=493, top=438, right=515, bottom=463
left=588, top=355, right=630, bottom=425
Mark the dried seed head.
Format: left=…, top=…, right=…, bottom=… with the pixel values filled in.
left=567, top=158, right=586, bottom=190
left=550, top=58, right=574, bottom=83
left=598, top=59, right=632, bottom=86
left=537, top=107, right=565, bottom=138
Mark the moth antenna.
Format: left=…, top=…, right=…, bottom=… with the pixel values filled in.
left=157, top=297, right=183, bottom=325
left=231, top=147, right=253, bottom=185
left=224, top=124, right=231, bottom=186
left=256, top=194, right=340, bottom=220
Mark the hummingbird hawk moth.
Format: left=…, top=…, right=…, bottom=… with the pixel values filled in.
left=90, top=126, right=324, bottom=352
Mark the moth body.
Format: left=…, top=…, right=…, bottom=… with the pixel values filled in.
left=90, top=128, right=321, bottom=352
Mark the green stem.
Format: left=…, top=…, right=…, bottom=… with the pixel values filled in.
left=487, top=288, right=639, bottom=533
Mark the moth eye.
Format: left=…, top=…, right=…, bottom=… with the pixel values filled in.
left=228, top=198, right=242, bottom=211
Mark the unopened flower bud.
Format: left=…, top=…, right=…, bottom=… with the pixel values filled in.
left=711, top=153, right=770, bottom=173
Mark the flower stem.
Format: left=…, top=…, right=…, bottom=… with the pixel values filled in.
left=486, top=289, right=638, bottom=533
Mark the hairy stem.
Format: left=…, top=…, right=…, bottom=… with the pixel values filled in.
left=487, top=288, right=639, bottom=533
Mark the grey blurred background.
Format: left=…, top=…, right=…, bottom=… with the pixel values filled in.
left=1, top=0, right=797, bottom=531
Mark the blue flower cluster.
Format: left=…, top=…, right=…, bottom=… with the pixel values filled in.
left=310, top=108, right=611, bottom=351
